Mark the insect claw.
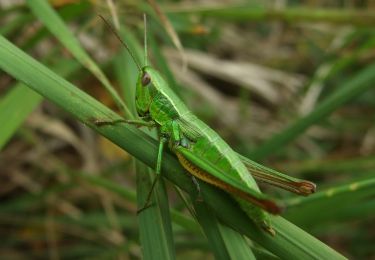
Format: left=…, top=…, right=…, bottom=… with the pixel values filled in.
left=93, top=118, right=112, bottom=126
left=262, top=225, right=276, bottom=236
left=191, top=176, right=203, bottom=201
left=137, top=202, right=155, bottom=214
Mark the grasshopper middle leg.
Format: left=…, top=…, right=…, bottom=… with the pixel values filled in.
left=137, top=136, right=168, bottom=214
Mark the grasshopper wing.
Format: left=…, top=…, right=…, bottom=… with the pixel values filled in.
left=175, top=146, right=282, bottom=214
left=239, top=154, right=316, bottom=196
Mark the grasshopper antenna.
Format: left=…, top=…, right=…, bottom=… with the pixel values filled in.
left=98, top=14, right=142, bottom=72
left=143, top=13, right=148, bottom=66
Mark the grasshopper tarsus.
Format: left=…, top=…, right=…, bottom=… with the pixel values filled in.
left=262, top=225, right=276, bottom=237
left=191, top=176, right=203, bottom=202
left=93, top=118, right=126, bottom=126
left=137, top=175, right=161, bottom=215
left=137, top=202, right=155, bottom=215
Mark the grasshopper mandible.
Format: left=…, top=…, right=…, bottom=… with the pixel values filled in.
left=96, top=15, right=316, bottom=235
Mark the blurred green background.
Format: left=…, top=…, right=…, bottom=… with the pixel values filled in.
left=0, top=0, right=374, bottom=259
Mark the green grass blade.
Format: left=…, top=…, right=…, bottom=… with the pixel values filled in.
left=0, top=12, right=33, bottom=36
left=136, top=162, right=176, bottom=260
left=0, top=34, right=346, bottom=259
left=114, top=50, right=138, bottom=116
left=114, top=25, right=144, bottom=117
left=279, top=156, right=375, bottom=176
left=194, top=201, right=255, bottom=260
left=194, top=202, right=237, bottom=260
left=250, top=62, right=375, bottom=160
left=148, top=31, right=179, bottom=93
left=218, top=224, right=255, bottom=260
left=72, top=167, right=199, bottom=232
left=26, top=0, right=131, bottom=118
left=285, top=177, right=375, bottom=227
left=0, top=59, right=81, bottom=150
left=200, top=178, right=347, bottom=260
left=0, top=84, right=42, bottom=149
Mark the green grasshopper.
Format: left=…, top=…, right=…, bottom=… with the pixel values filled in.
left=96, top=16, right=316, bottom=235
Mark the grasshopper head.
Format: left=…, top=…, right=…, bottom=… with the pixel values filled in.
left=135, top=66, right=175, bottom=118
left=135, top=66, right=158, bottom=117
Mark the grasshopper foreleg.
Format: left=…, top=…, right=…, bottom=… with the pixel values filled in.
left=94, top=118, right=156, bottom=128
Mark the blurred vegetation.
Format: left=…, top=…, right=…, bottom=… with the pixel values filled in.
left=0, top=0, right=375, bottom=259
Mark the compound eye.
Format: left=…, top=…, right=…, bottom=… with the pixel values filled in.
left=141, top=72, right=151, bottom=86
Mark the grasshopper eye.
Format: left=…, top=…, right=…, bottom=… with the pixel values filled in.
left=141, top=72, right=151, bottom=86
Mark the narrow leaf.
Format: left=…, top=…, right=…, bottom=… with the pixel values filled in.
left=26, top=0, right=132, bottom=117
left=251, top=62, right=375, bottom=160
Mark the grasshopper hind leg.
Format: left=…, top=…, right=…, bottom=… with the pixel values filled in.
left=175, top=137, right=205, bottom=202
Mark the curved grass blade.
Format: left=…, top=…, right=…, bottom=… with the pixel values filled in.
left=250, top=61, right=375, bottom=160
left=136, top=161, right=176, bottom=260
left=217, top=224, right=255, bottom=260
left=285, top=177, right=375, bottom=227
left=0, top=84, right=42, bottom=150
left=0, top=13, right=33, bottom=36
left=26, top=0, right=132, bottom=118
left=71, top=167, right=199, bottom=232
left=147, top=0, right=187, bottom=71
left=0, top=59, right=81, bottom=150
left=193, top=201, right=255, bottom=260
